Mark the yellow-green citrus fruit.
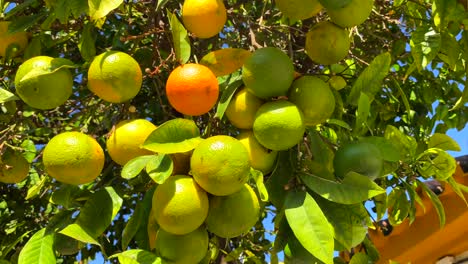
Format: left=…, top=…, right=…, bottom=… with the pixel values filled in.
left=152, top=175, right=209, bottom=235
left=305, top=21, right=350, bottom=65
left=242, top=47, right=295, bottom=99
left=106, top=119, right=157, bottom=166
left=182, top=0, right=227, bottom=38
left=15, top=56, right=73, bottom=110
left=191, top=135, right=251, bottom=196
left=333, top=141, right=383, bottom=180
left=225, top=88, right=264, bottom=129
left=329, top=75, right=347, bottom=90
left=0, top=21, right=28, bottom=57
left=327, top=0, right=374, bottom=28
left=155, top=226, right=209, bottom=264
left=0, top=150, right=30, bottom=184
left=253, top=100, right=305, bottom=151
left=288, top=76, right=335, bottom=126
left=88, top=51, right=142, bottom=103
left=276, top=0, right=323, bottom=21
left=206, top=184, right=260, bottom=238
left=43, top=132, right=105, bottom=185
left=237, top=131, right=277, bottom=175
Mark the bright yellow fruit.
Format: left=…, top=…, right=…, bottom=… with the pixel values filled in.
left=191, top=135, right=251, bottom=196
left=182, top=0, right=227, bottom=38
left=155, top=226, right=209, bottom=264
left=206, top=184, right=260, bottom=238
left=0, top=150, right=30, bottom=184
left=152, top=175, right=209, bottom=235
left=43, top=132, right=105, bottom=185
left=305, top=21, right=350, bottom=65
left=88, top=51, right=142, bottom=103
left=106, top=119, right=157, bottom=166
left=237, top=131, right=277, bottom=175
left=0, top=21, right=28, bottom=58
left=276, top=0, right=323, bottom=21
left=288, top=76, right=335, bottom=126
left=225, top=88, right=264, bottom=129
left=15, top=56, right=73, bottom=110
left=253, top=100, right=305, bottom=151
left=327, top=0, right=374, bottom=28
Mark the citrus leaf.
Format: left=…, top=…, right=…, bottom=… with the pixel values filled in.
left=18, top=228, right=55, bottom=264
left=134, top=186, right=156, bottom=251
left=349, top=252, right=370, bottom=264
left=59, top=223, right=100, bottom=245
left=6, top=13, right=46, bottom=34
left=250, top=168, right=269, bottom=202
left=0, top=88, right=19, bottom=103
left=417, top=180, right=445, bottom=228
left=110, top=249, right=164, bottom=264
left=156, top=0, right=170, bottom=11
left=145, top=154, right=173, bottom=184
left=49, top=184, right=81, bottom=209
left=387, top=188, right=410, bottom=226
left=167, top=11, right=191, bottom=64
left=78, top=23, right=96, bottom=61
left=417, top=148, right=457, bottom=180
left=348, top=52, right=391, bottom=105
left=142, top=118, right=203, bottom=154
left=432, top=0, right=457, bottom=30
left=354, top=92, right=370, bottom=135
left=410, top=26, right=441, bottom=70
left=122, top=203, right=144, bottom=249
left=305, top=130, right=335, bottom=180
left=384, top=125, right=417, bottom=162
left=200, top=48, right=251, bottom=77
left=446, top=176, right=468, bottom=206
left=20, top=139, right=36, bottom=163
left=318, top=0, right=352, bottom=9
left=88, top=0, right=123, bottom=21
left=359, top=136, right=401, bottom=162
left=300, top=172, right=385, bottom=204
left=428, top=133, right=461, bottom=151
left=285, top=191, right=334, bottom=264
left=26, top=176, right=48, bottom=200
left=362, top=236, right=380, bottom=262
left=214, top=78, right=243, bottom=119
left=121, top=155, right=156, bottom=180
left=265, top=151, right=294, bottom=209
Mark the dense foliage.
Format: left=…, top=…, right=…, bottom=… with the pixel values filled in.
left=1, top=0, right=468, bottom=263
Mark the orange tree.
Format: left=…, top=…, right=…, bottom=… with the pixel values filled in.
left=1, top=0, right=468, bottom=263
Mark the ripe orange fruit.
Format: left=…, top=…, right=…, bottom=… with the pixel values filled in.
left=225, top=88, right=264, bottom=129
left=106, top=119, right=157, bottom=166
left=288, top=76, right=335, bottom=126
left=0, top=21, right=28, bottom=58
left=242, top=47, right=295, bottom=99
left=253, top=100, right=305, bottom=151
left=190, top=135, right=251, bottom=196
left=43, top=132, right=105, bottom=185
left=0, top=150, right=30, bottom=184
left=327, top=0, right=374, bottom=28
left=275, top=0, right=323, bottom=21
left=88, top=51, right=142, bottom=103
left=155, top=226, right=208, bottom=263
left=166, top=63, right=219, bottom=116
left=15, top=56, right=73, bottom=110
left=182, top=0, right=227, bottom=38
left=237, top=131, right=277, bottom=175
left=152, top=175, right=209, bottom=235
left=205, top=184, right=260, bottom=238
left=333, top=141, right=383, bottom=180
left=305, top=21, right=350, bottom=65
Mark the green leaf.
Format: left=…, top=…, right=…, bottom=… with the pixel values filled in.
left=446, top=176, right=468, bottom=206
left=88, top=0, right=123, bottom=20
left=300, top=172, right=385, bottom=205
left=317, top=198, right=368, bottom=250
left=143, top=118, right=203, bottom=154
left=26, top=176, right=47, bottom=200
left=214, top=78, right=243, bottom=119
left=167, top=11, right=191, bottom=64
left=354, top=92, right=370, bottom=135
left=20, top=139, right=36, bottom=163
left=110, top=249, right=163, bottom=264
left=318, top=0, right=352, bottom=9
left=362, top=236, right=380, bottom=262
left=410, top=27, right=441, bottom=70
left=60, top=187, right=123, bottom=244
left=349, top=252, right=370, bottom=264
left=417, top=148, right=457, bottom=180
left=7, top=13, right=46, bottom=33
left=49, top=184, right=81, bottom=209
left=200, top=48, right=251, bottom=77
left=134, top=186, right=157, bottom=251
left=285, top=191, right=334, bottom=264
left=250, top=168, right=269, bottom=202
left=266, top=151, right=294, bottom=209
left=360, top=136, right=400, bottom=162
left=69, top=0, right=89, bottom=17
left=121, top=155, right=156, bottom=180
left=428, top=133, right=461, bottom=151
left=145, top=154, right=173, bottom=184
left=18, top=228, right=56, bottom=264
left=0, top=88, right=19, bottom=103
left=432, top=0, right=457, bottom=30
left=348, top=52, right=391, bottom=105
left=418, top=180, right=446, bottom=228
left=156, top=0, right=170, bottom=11
left=387, top=188, right=410, bottom=226
left=384, top=125, right=417, bottom=162
left=451, top=78, right=468, bottom=110
left=78, top=23, right=96, bottom=61
left=305, top=130, right=335, bottom=180
left=122, top=203, right=144, bottom=249
left=23, top=36, right=42, bottom=60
